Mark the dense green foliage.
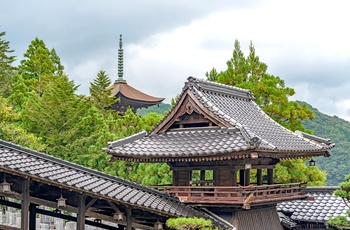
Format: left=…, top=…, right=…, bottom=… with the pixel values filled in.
left=0, top=34, right=171, bottom=185
left=301, top=102, right=350, bottom=185
left=328, top=174, right=350, bottom=228
left=137, top=103, right=171, bottom=116
left=166, top=217, right=217, bottom=230
left=0, top=31, right=16, bottom=97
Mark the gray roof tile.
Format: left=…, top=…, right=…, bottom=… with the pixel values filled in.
left=0, top=140, right=225, bottom=224
left=278, top=187, right=349, bottom=223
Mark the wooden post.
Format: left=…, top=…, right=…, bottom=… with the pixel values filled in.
left=21, top=178, right=30, bottom=230
left=257, top=169, right=262, bottom=185
left=77, top=194, right=86, bottom=230
left=29, top=204, right=37, bottom=230
left=231, top=169, right=237, bottom=186
left=239, top=169, right=245, bottom=186
left=126, top=206, right=132, bottom=230
left=267, top=169, right=274, bottom=185
left=200, top=170, right=205, bottom=186
left=244, top=169, right=250, bottom=186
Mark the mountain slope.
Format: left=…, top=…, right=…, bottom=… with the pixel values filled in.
left=300, top=101, right=350, bottom=185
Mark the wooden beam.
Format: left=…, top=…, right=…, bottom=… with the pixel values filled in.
left=77, top=194, right=86, bottom=230
left=0, top=192, right=154, bottom=230
left=126, top=206, right=132, bottom=230
left=21, top=178, right=30, bottom=230
left=29, top=204, right=37, bottom=230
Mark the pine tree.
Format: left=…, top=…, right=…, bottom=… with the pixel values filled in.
left=0, top=31, right=16, bottom=97
left=89, top=70, right=117, bottom=111
left=206, top=39, right=314, bottom=132
left=50, top=48, right=64, bottom=76
left=19, top=37, right=55, bottom=80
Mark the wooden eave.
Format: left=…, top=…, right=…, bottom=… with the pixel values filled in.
left=109, top=82, right=164, bottom=104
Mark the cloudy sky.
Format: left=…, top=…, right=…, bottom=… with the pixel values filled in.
left=1, top=0, right=350, bottom=121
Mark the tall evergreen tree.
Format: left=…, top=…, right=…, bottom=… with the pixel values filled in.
left=0, top=31, right=16, bottom=97
left=50, top=48, right=64, bottom=76
left=206, top=40, right=314, bottom=132
left=89, top=70, right=117, bottom=111
left=22, top=75, right=88, bottom=149
left=19, top=37, right=55, bottom=80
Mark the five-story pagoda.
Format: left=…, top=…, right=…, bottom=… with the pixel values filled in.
left=104, top=77, right=334, bottom=230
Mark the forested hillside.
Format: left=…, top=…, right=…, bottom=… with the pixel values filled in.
left=301, top=102, right=350, bottom=185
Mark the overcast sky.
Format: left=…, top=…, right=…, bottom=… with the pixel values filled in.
left=1, top=0, right=350, bottom=121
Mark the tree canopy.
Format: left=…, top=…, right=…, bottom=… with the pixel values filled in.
left=206, top=40, right=314, bottom=132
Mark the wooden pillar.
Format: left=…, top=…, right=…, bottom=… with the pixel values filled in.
left=200, top=170, right=205, bottom=185
left=21, top=178, right=30, bottom=230
left=29, top=204, right=37, bottom=230
left=172, top=170, right=177, bottom=186
left=77, top=194, right=86, bottom=230
left=231, top=170, right=237, bottom=186
left=244, top=169, right=250, bottom=186
left=239, top=169, right=245, bottom=186
left=257, top=169, right=263, bottom=185
left=267, top=169, right=274, bottom=185
left=126, top=206, right=132, bottom=230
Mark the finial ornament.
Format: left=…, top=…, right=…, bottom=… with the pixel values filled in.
left=116, top=34, right=126, bottom=83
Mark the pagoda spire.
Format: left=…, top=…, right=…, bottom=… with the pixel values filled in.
left=116, top=34, right=126, bottom=83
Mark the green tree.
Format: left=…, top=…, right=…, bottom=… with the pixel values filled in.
left=328, top=174, right=350, bottom=229
left=89, top=70, right=117, bottom=111
left=19, top=37, right=55, bottom=79
left=0, top=96, right=46, bottom=151
left=22, top=75, right=88, bottom=150
left=206, top=40, right=314, bottom=132
left=274, top=159, right=326, bottom=186
left=0, top=31, right=16, bottom=97
left=18, top=37, right=58, bottom=94
left=166, top=217, right=217, bottom=230
left=50, top=48, right=64, bottom=76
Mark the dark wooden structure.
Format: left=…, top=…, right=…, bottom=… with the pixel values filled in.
left=0, top=140, right=229, bottom=230
left=104, top=77, right=334, bottom=229
left=108, top=35, right=164, bottom=113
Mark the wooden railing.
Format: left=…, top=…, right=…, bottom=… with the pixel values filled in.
left=151, top=183, right=307, bottom=206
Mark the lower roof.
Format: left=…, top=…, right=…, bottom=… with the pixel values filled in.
left=0, top=139, right=230, bottom=228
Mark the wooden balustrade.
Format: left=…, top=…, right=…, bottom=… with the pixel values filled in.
left=151, top=183, right=308, bottom=206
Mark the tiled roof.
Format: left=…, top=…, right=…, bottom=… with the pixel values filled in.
left=0, top=139, right=229, bottom=227
left=108, top=127, right=253, bottom=162
left=108, top=82, right=164, bottom=103
left=105, top=77, right=333, bottom=160
left=185, top=77, right=333, bottom=153
left=277, top=187, right=350, bottom=224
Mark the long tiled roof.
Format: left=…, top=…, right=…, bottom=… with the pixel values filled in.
left=0, top=139, right=229, bottom=227
left=277, top=187, right=350, bottom=225
left=104, top=77, right=334, bottom=161
left=108, top=127, right=252, bottom=162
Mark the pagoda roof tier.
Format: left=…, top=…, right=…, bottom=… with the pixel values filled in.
left=104, top=77, right=334, bottom=162
left=109, top=81, right=164, bottom=104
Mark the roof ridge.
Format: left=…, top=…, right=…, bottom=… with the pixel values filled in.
left=186, top=76, right=255, bottom=100
left=108, top=131, right=147, bottom=148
